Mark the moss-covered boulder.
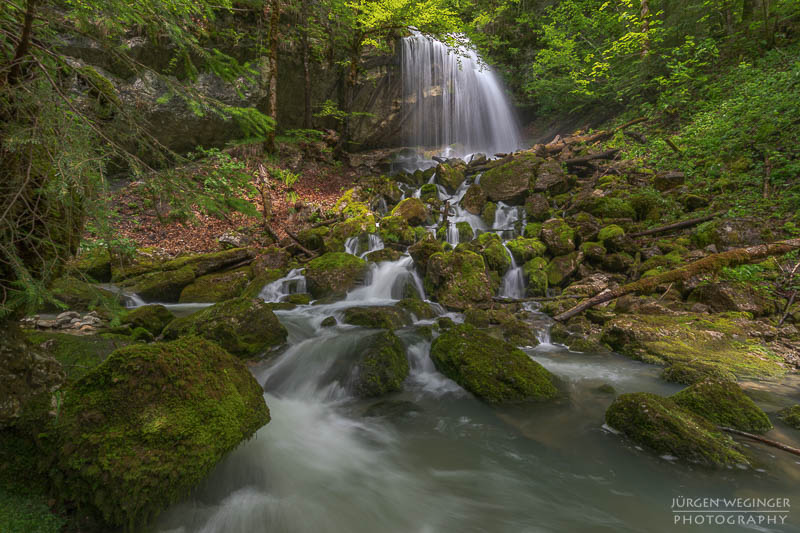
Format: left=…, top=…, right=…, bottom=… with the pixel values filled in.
left=436, top=163, right=466, bottom=193
left=506, top=237, right=547, bottom=263
left=378, top=215, right=416, bottom=246
left=303, top=252, right=367, bottom=299
left=602, top=314, right=786, bottom=380
left=602, top=252, right=635, bottom=273
left=539, top=219, right=576, bottom=256
left=162, top=297, right=287, bottom=357
left=481, top=202, right=497, bottom=226
left=419, top=183, right=439, bottom=203
left=121, top=305, right=175, bottom=336
left=51, top=337, right=270, bottom=529
left=524, top=193, right=550, bottom=222
left=473, top=233, right=511, bottom=276
left=598, top=224, right=625, bottom=243
left=687, top=282, right=776, bottom=317
left=671, top=380, right=772, bottom=433
left=343, top=306, right=411, bottom=330
left=546, top=251, right=584, bottom=287
left=461, top=184, right=487, bottom=215
left=430, top=324, right=557, bottom=403
left=605, top=392, right=749, bottom=467
left=391, top=198, right=429, bottom=226
left=352, top=331, right=409, bottom=397
left=660, top=362, right=736, bottom=385
left=364, top=248, right=402, bottom=263
left=161, top=248, right=256, bottom=278
left=396, top=298, right=436, bottom=319
left=69, top=248, right=112, bottom=282
left=122, top=266, right=195, bottom=302
left=480, top=154, right=541, bottom=204
left=48, top=277, right=120, bottom=311
left=408, top=235, right=444, bottom=276
left=297, top=226, right=330, bottom=252
left=531, top=159, right=568, bottom=195
left=323, top=215, right=377, bottom=253
left=426, top=250, right=494, bottom=310
left=523, top=257, right=549, bottom=296
left=25, top=331, right=133, bottom=384
left=779, top=405, right=800, bottom=429
left=691, top=218, right=766, bottom=250
left=580, top=241, right=607, bottom=262
left=178, top=266, right=251, bottom=303
left=582, top=196, right=636, bottom=220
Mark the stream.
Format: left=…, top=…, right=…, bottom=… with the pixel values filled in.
left=149, top=33, right=799, bottom=533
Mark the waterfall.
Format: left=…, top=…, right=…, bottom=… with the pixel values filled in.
left=260, top=268, right=307, bottom=302
left=499, top=244, right=525, bottom=300
left=401, top=33, right=523, bottom=158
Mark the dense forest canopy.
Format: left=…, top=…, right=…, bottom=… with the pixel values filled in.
left=1, top=0, right=798, bottom=315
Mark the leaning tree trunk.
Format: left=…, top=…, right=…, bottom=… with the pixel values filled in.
left=264, top=0, right=280, bottom=153
left=554, top=238, right=800, bottom=322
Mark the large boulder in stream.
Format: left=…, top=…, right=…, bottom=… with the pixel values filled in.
left=479, top=153, right=542, bottom=204
left=408, top=235, right=444, bottom=276
left=121, top=304, right=175, bottom=336
left=303, top=252, right=368, bottom=299
left=430, top=324, right=558, bottom=403
left=352, top=331, right=409, bottom=397
left=162, top=297, right=287, bottom=357
left=605, top=392, right=749, bottom=467
left=461, top=184, right=487, bottom=215
left=50, top=337, right=270, bottom=530
left=343, top=306, right=412, bottom=330
left=391, top=198, right=429, bottom=226
left=425, top=250, right=494, bottom=310
left=178, top=266, right=252, bottom=303
left=671, top=380, right=772, bottom=433
left=436, top=162, right=466, bottom=193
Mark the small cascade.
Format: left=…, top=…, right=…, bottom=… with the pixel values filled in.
left=445, top=222, right=460, bottom=247
left=359, top=234, right=384, bottom=259
left=124, top=292, right=146, bottom=308
left=347, top=256, right=425, bottom=302
left=499, top=245, right=525, bottom=299
left=401, top=33, right=523, bottom=157
left=260, top=268, right=307, bottom=303
left=493, top=202, right=521, bottom=236
left=344, top=237, right=360, bottom=256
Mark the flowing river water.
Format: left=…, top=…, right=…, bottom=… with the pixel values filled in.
left=147, top=34, right=800, bottom=533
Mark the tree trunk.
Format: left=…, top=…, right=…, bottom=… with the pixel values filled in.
left=339, top=42, right=361, bottom=153
left=640, top=0, right=650, bottom=57
left=554, top=238, right=800, bottom=321
left=5, top=0, right=37, bottom=87
left=264, top=0, right=280, bottom=153
left=302, top=24, right=312, bottom=129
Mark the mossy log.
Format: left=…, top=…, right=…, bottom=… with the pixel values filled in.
left=554, top=238, right=800, bottom=321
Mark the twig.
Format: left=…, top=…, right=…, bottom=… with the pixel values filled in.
left=664, top=138, right=682, bottom=154
left=721, top=427, right=800, bottom=457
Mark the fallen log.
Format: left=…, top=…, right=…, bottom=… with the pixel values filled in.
left=721, top=427, right=800, bottom=458
left=665, top=137, right=682, bottom=154
left=628, top=212, right=723, bottom=238
left=540, top=118, right=648, bottom=155
left=492, top=295, right=583, bottom=304
left=284, top=229, right=318, bottom=259
left=564, top=149, right=620, bottom=167
left=553, top=238, right=800, bottom=322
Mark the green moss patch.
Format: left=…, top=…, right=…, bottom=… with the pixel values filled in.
left=671, top=380, right=772, bottom=433
left=303, top=252, right=367, bottom=299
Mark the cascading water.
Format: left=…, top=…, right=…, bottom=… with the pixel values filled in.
left=401, top=33, right=523, bottom=158
left=155, top=33, right=800, bottom=533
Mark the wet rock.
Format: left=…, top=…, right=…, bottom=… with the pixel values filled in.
left=430, top=324, right=557, bottom=403
left=671, top=380, right=772, bottom=433
left=303, top=252, right=368, bottom=299
left=162, top=297, right=287, bottom=357
left=539, top=218, right=576, bottom=256
left=523, top=257, right=549, bottom=297
left=426, top=250, right=494, bottom=310
left=547, top=251, right=584, bottom=287
left=408, top=235, right=444, bottom=276
left=321, top=316, right=337, bottom=327
left=506, top=237, right=547, bottom=263
left=461, top=184, right=487, bottom=215
left=378, top=215, right=416, bottom=246
left=122, top=266, right=195, bottom=302
left=343, top=306, right=411, bottom=330
left=480, top=153, right=541, bottom=204
left=218, top=231, right=251, bottom=249
left=391, top=198, right=429, bottom=226
left=352, top=331, right=409, bottom=398
left=396, top=298, right=436, bottom=320
left=364, top=248, right=402, bottom=263
left=469, top=233, right=512, bottom=278
left=121, top=305, right=175, bottom=336
left=481, top=202, right=497, bottom=226
left=436, top=162, right=466, bottom=193
left=779, top=405, right=800, bottom=429
left=605, top=392, right=749, bottom=467
left=51, top=337, right=270, bottom=529
left=363, top=400, right=421, bottom=419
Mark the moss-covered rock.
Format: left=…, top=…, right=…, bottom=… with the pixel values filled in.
left=25, top=331, right=132, bottom=385
left=598, top=224, right=625, bottom=242
left=343, top=306, right=411, bottom=330
left=687, top=282, right=776, bottom=317
left=408, top=235, right=443, bottom=276
left=69, top=248, right=112, bottom=282
left=296, top=226, right=330, bottom=252
left=352, top=331, right=409, bottom=397
left=583, top=196, right=636, bottom=220
left=539, top=219, right=576, bottom=256
left=396, top=298, right=436, bottom=319
left=378, top=215, right=416, bottom=246
left=48, top=277, right=121, bottom=311
left=391, top=198, right=429, bottom=226
left=660, top=362, right=736, bottom=385
left=531, top=159, right=568, bottom=195
left=671, top=381, right=772, bottom=433
left=303, top=252, right=367, bottom=299
left=779, top=405, right=800, bottom=429
left=160, top=248, right=256, bottom=278
left=580, top=241, right=607, bottom=262
left=51, top=337, right=270, bottom=529
left=364, top=248, right=402, bottom=263
left=430, top=324, right=557, bottom=403
left=178, top=266, right=251, bottom=303
left=480, top=154, right=541, bottom=204
left=691, top=218, right=765, bottom=249
left=602, top=314, right=786, bottom=380
left=461, top=184, right=487, bottom=215
left=570, top=212, right=601, bottom=243
left=523, top=257, right=549, bottom=296
left=506, top=237, right=547, bottom=263
left=162, top=297, right=287, bottom=357
left=121, top=305, right=175, bottom=336
left=547, top=251, right=584, bottom=287
left=419, top=183, right=439, bottom=203
left=524, top=222, right=543, bottom=239
left=323, top=215, right=377, bottom=253
left=122, top=266, right=195, bottom=302
left=524, top=193, right=550, bottom=222
left=474, top=233, right=511, bottom=276
left=426, top=250, right=494, bottom=310
left=605, top=392, right=749, bottom=467
left=481, top=202, right=497, bottom=226
left=436, top=163, right=466, bottom=193
left=601, top=252, right=635, bottom=273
